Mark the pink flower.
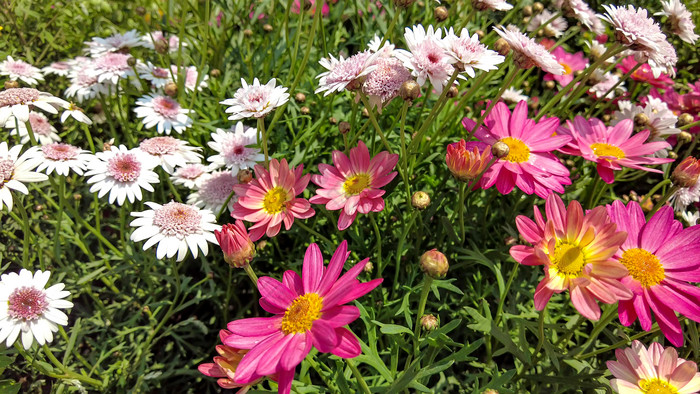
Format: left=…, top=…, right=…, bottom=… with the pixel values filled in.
left=215, top=220, right=256, bottom=268
left=394, top=25, right=457, bottom=93
left=607, top=201, right=700, bottom=347
left=224, top=241, right=382, bottom=393
left=291, top=0, right=330, bottom=16
left=617, top=56, right=673, bottom=89
left=362, top=57, right=411, bottom=112
left=310, top=141, right=398, bottom=231
left=232, top=158, right=314, bottom=241
left=599, top=5, right=666, bottom=53
left=315, top=51, right=378, bottom=96
left=510, top=194, right=632, bottom=320
left=544, top=47, right=588, bottom=86
left=556, top=117, right=674, bottom=184
left=493, top=27, right=564, bottom=74
left=445, top=140, right=492, bottom=183
left=463, top=101, right=571, bottom=198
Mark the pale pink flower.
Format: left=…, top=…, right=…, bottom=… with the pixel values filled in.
left=472, top=0, right=513, bottom=11
left=220, top=78, right=290, bottom=120
left=0, top=88, right=68, bottom=125
left=656, top=0, right=699, bottom=44
left=138, top=136, right=202, bottom=174
left=85, top=30, right=143, bottom=56
left=187, top=170, right=239, bottom=215
left=441, top=27, right=505, bottom=78
left=170, top=65, right=208, bottom=92
left=141, top=31, right=185, bottom=52
left=41, top=61, right=72, bottom=77
left=556, top=0, right=605, bottom=35
left=315, top=51, right=379, bottom=96
left=0, top=142, right=47, bottom=212
left=89, top=53, right=135, bottom=85
left=85, top=145, right=159, bottom=206
left=171, top=163, right=210, bottom=189
left=599, top=5, right=666, bottom=53
left=65, top=61, right=109, bottom=103
left=6, top=112, right=61, bottom=145
left=362, top=58, right=411, bottom=111
left=31, top=143, right=91, bottom=176
left=527, top=10, right=568, bottom=38
left=493, top=27, right=564, bottom=74
left=134, top=94, right=193, bottom=135
left=394, top=25, right=456, bottom=93
left=137, top=62, right=172, bottom=89
left=0, top=56, right=44, bottom=86
left=207, top=123, right=263, bottom=174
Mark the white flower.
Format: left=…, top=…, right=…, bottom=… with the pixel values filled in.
left=394, top=25, right=457, bottom=93
left=61, top=103, right=93, bottom=125
left=598, top=5, right=666, bottom=53
left=207, top=123, right=263, bottom=174
left=0, top=142, right=48, bottom=211
left=589, top=71, right=625, bottom=99
left=6, top=112, right=61, bottom=145
left=220, top=78, right=290, bottom=120
left=133, top=94, right=193, bottom=135
left=612, top=97, right=680, bottom=141
left=85, top=145, right=160, bottom=206
left=130, top=201, right=219, bottom=261
left=65, top=61, right=109, bottom=103
left=0, top=88, right=69, bottom=125
left=670, top=183, right=700, bottom=212
left=186, top=170, right=239, bottom=214
left=367, top=35, right=395, bottom=57
left=85, top=30, right=143, bottom=56
left=89, top=53, right=135, bottom=85
left=136, top=62, right=172, bottom=89
left=555, top=0, right=604, bottom=35
left=681, top=210, right=699, bottom=226
left=527, top=10, right=568, bottom=38
left=0, top=269, right=73, bottom=350
left=137, top=136, right=202, bottom=174
left=171, top=163, right=211, bottom=189
left=656, top=0, right=699, bottom=44
left=472, top=0, right=513, bottom=11
left=0, top=56, right=44, bottom=86
left=441, top=27, right=504, bottom=78
left=501, top=87, right=529, bottom=104
left=493, top=26, right=564, bottom=74
left=315, top=51, right=379, bottom=96
left=30, top=143, right=92, bottom=176
left=41, top=61, right=72, bottom=77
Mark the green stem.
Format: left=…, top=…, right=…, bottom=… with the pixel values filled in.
left=346, top=358, right=372, bottom=394
left=295, top=220, right=333, bottom=245
left=369, top=215, right=382, bottom=271
left=53, top=177, right=65, bottom=262
left=81, top=123, right=96, bottom=153
left=457, top=183, right=467, bottom=241
left=42, top=345, right=103, bottom=388
left=217, top=189, right=236, bottom=220
left=16, top=196, right=32, bottom=269
left=640, top=179, right=671, bottom=208
left=243, top=264, right=259, bottom=287
left=258, top=117, right=269, bottom=167
left=408, top=70, right=461, bottom=153
left=589, top=62, right=642, bottom=117
left=680, top=119, right=700, bottom=131
left=529, top=11, right=562, bottom=37
left=379, top=5, right=401, bottom=47
left=494, top=262, right=519, bottom=326
left=647, top=185, right=680, bottom=219
left=359, top=93, right=393, bottom=154
left=398, top=101, right=412, bottom=207
left=466, top=66, right=519, bottom=140
left=21, top=117, right=38, bottom=145
left=413, top=276, right=434, bottom=357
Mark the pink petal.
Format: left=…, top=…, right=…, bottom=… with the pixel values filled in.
left=258, top=277, right=296, bottom=309
left=329, top=327, right=361, bottom=358
left=321, top=305, right=360, bottom=327
left=280, top=333, right=312, bottom=371
left=302, top=243, right=324, bottom=293
left=640, top=206, right=674, bottom=254
left=308, top=319, right=339, bottom=353
left=318, top=241, right=350, bottom=296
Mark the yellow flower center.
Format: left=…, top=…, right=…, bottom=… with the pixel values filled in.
left=639, top=378, right=678, bottom=394
left=590, top=143, right=625, bottom=159
left=552, top=241, right=586, bottom=276
left=343, top=173, right=371, bottom=195
left=499, top=137, right=530, bottom=163
left=559, top=62, right=573, bottom=75
left=280, top=293, right=323, bottom=335
left=262, top=186, right=288, bottom=214
left=619, top=248, right=665, bottom=288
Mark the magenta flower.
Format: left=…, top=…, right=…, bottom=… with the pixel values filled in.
left=607, top=201, right=700, bottom=347
left=544, top=47, right=588, bottom=86
left=224, top=241, right=382, bottom=393
left=463, top=101, right=571, bottom=198
left=310, top=141, right=398, bottom=231
left=617, top=56, right=673, bottom=89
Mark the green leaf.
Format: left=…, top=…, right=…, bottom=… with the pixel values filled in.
left=372, top=321, right=413, bottom=336
left=0, top=380, right=21, bottom=394
left=0, top=356, right=14, bottom=375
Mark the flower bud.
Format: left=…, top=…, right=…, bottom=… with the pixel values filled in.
left=434, top=6, right=449, bottom=22
left=362, top=108, right=370, bottom=118
left=263, top=24, right=273, bottom=32
left=412, top=191, right=431, bottom=210
left=602, top=114, right=611, bottom=122
left=420, top=249, right=449, bottom=278
left=126, top=57, right=137, bottom=67
left=300, top=106, right=310, bottom=115
left=154, top=38, right=170, bottom=54
left=210, top=69, right=221, bottom=78
left=329, top=117, right=338, bottom=125
left=491, top=141, right=510, bottom=159
left=295, top=92, right=306, bottom=103
left=533, top=2, right=544, bottom=13
left=677, top=113, right=694, bottom=127
left=678, top=131, right=692, bottom=143
left=363, top=261, right=374, bottom=273
left=493, top=38, right=510, bottom=56
left=243, top=29, right=253, bottom=37
left=671, top=156, right=700, bottom=188
left=634, top=113, right=650, bottom=128
left=215, top=221, right=256, bottom=268
left=522, top=5, right=533, bottom=16
left=135, top=6, right=146, bottom=15
left=544, top=80, right=555, bottom=90
left=504, top=236, right=516, bottom=246
left=4, top=80, right=19, bottom=89
left=237, top=169, right=253, bottom=184
left=400, top=80, right=421, bottom=101
left=446, top=85, right=459, bottom=98
left=339, top=121, right=351, bottom=134
left=446, top=140, right=492, bottom=182
left=420, top=314, right=439, bottom=331
left=475, top=30, right=485, bottom=39
left=668, top=151, right=678, bottom=159
left=164, top=82, right=178, bottom=97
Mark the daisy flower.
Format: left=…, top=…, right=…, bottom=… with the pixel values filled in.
left=137, top=136, right=202, bottom=174
left=670, top=183, right=700, bottom=212
left=41, top=61, right=72, bottom=77
left=130, top=201, right=219, bottom=261
left=6, top=112, right=61, bottom=145
left=0, top=142, right=47, bottom=211
left=557, top=117, right=674, bottom=184
left=463, top=101, right=571, bottom=198
left=472, top=0, right=513, bottom=11
left=607, top=201, right=700, bottom=346
left=599, top=5, right=666, bottom=53
left=544, top=47, right=588, bottom=87
left=141, top=31, right=184, bottom=52
left=0, top=56, right=44, bottom=86
left=220, top=78, right=290, bottom=120
left=612, top=97, right=680, bottom=142
left=170, top=65, right=208, bottom=92
left=31, top=143, right=91, bottom=176
left=656, top=0, right=699, bottom=45
left=556, top=0, right=604, bottom=35
left=0, top=269, right=73, bottom=350
left=616, top=56, right=673, bottom=90
left=85, top=30, right=143, bottom=56
left=137, top=62, right=172, bottom=89
left=199, top=330, right=269, bottom=391
left=133, top=94, right=193, bottom=135
left=493, top=26, right=564, bottom=75
left=232, top=158, right=314, bottom=241
left=315, top=51, right=379, bottom=96
left=310, top=141, right=398, bottom=231
left=607, top=340, right=700, bottom=394
left=89, top=53, right=135, bottom=85
left=501, top=87, right=528, bottom=104
left=0, top=88, right=69, bottom=125
left=187, top=170, right=239, bottom=214
left=171, top=163, right=210, bottom=189
left=510, top=194, right=631, bottom=320
left=224, top=241, right=382, bottom=392
left=65, top=62, right=109, bottom=103
left=646, top=39, right=678, bottom=79
left=588, top=71, right=625, bottom=100
left=527, top=10, right=568, bottom=38
left=61, top=102, right=92, bottom=125
left=682, top=211, right=700, bottom=226
left=367, top=35, right=395, bottom=57
left=441, top=27, right=505, bottom=78
left=361, top=57, right=411, bottom=111
left=445, top=140, right=493, bottom=183
left=394, top=25, right=456, bottom=93
left=85, top=145, right=159, bottom=206
left=207, top=123, right=263, bottom=174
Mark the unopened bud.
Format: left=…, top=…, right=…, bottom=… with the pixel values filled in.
left=154, top=38, right=170, bottom=54
left=411, top=191, right=431, bottom=210
left=602, top=114, right=611, bottom=122
left=243, top=29, right=253, bottom=37
left=492, top=141, right=510, bottom=159
left=207, top=271, right=214, bottom=279
left=103, top=139, right=114, bottom=151
left=678, top=113, right=694, bottom=126
left=634, top=113, right=650, bottom=127
left=34, top=204, right=43, bottom=211
left=668, top=151, right=678, bottom=159
left=126, top=57, right=137, bottom=67
left=339, top=121, right=351, bottom=134
left=300, top=106, right=310, bottom=115
left=523, top=17, right=532, bottom=25
left=494, top=38, right=510, bottom=56
left=164, top=82, right=178, bottom=97
left=237, top=169, right=253, bottom=183
left=135, top=6, right=146, bottom=15
left=263, top=24, right=273, bottom=32
left=475, top=30, right=485, bottom=39
left=420, top=249, right=449, bottom=278
left=400, top=80, right=421, bottom=101
left=504, top=236, right=516, bottom=246
left=4, top=80, right=19, bottom=89
left=210, top=68, right=221, bottom=78
left=329, top=117, right=338, bottom=125
left=447, top=85, right=459, bottom=98
left=522, top=5, right=533, bottom=16
left=434, top=6, right=448, bottom=22
left=533, top=2, right=544, bottom=13
left=393, top=0, right=415, bottom=8
left=678, top=131, right=692, bottom=143
left=73, top=194, right=82, bottom=201
left=362, top=108, right=370, bottom=118
left=671, top=156, right=700, bottom=188
left=544, top=80, right=555, bottom=90
left=363, top=261, right=374, bottom=273
left=420, top=314, right=439, bottom=331
left=295, top=92, right=306, bottom=103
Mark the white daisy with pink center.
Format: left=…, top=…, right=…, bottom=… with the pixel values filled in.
left=442, top=27, right=505, bottom=78
left=0, top=56, right=44, bottom=86
left=85, top=145, right=159, bottom=206
left=171, top=163, right=210, bottom=189
left=6, top=111, right=61, bottom=145
left=220, top=78, right=290, bottom=120
left=493, top=26, right=565, bottom=75
left=134, top=94, right=193, bottom=135
left=31, top=143, right=92, bottom=176
left=207, top=122, right=263, bottom=174
left=0, top=142, right=47, bottom=211
left=85, top=30, right=143, bottom=56
left=0, top=88, right=69, bottom=125
left=186, top=170, right=239, bottom=214
left=394, top=25, right=457, bottom=93
left=138, top=136, right=202, bottom=173
left=89, top=53, right=135, bottom=85
left=316, top=51, right=379, bottom=96
left=42, top=61, right=72, bottom=77
left=137, top=62, right=172, bottom=89
left=65, top=62, right=108, bottom=103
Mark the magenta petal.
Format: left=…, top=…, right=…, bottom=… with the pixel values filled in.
left=276, top=368, right=295, bottom=394
left=283, top=270, right=304, bottom=296
left=533, top=279, right=554, bottom=311
left=640, top=206, right=674, bottom=254
left=260, top=297, right=287, bottom=315
left=324, top=276, right=382, bottom=308
left=233, top=332, right=285, bottom=384
left=320, top=305, right=360, bottom=327
left=227, top=317, right=281, bottom=337
left=309, top=319, right=340, bottom=353
left=280, top=334, right=312, bottom=371
left=258, top=277, right=296, bottom=309
left=318, top=241, right=350, bottom=295
left=329, top=327, right=361, bottom=358
left=617, top=299, right=638, bottom=326
left=302, top=243, right=324, bottom=293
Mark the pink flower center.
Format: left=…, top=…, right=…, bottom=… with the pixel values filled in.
left=42, top=143, right=80, bottom=161
left=6, top=61, right=34, bottom=76
left=0, top=158, right=14, bottom=183
left=49, top=62, right=70, bottom=71
left=152, top=67, right=169, bottom=79
left=177, top=164, right=205, bottom=180
left=152, top=96, right=181, bottom=118
left=0, top=88, right=40, bottom=107
left=95, top=53, right=131, bottom=72
left=200, top=172, right=237, bottom=204
left=76, top=69, right=99, bottom=86
left=8, top=286, right=49, bottom=321
left=140, top=136, right=180, bottom=156
left=29, top=114, right=54, bottom=135
left=107, top=153, right=142, bottom=182
left=153, top=202, right=202, bottom=237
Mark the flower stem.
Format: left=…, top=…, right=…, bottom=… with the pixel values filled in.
left=81, top=123, right=96, bottom=153
left=16, top=196, right=32, bottom=269
left=380, top=4, right=401, bottom=47
left=20, top=117, right=37, bottom=145
left=646, top=185, right=679, bottom=219
left=413, top=276, right=434, bottom=357
left=589, top=62, right=642, bottom=117
left=639, top=179, right=671, bottom=208
left=409, top=69, right=461, bottom=153
left=258, top=117, right=269, bottom=167
left=346, top=358, right=372, bottom=394
left=457, top=183, right=467, bottom=241
left=42, top=345, right=103, bottom=388
left=242, top=264, right=259, bottom=287
left=466, top=66, right=519, bottom=140
left=53, top=177, right=65, bottom=262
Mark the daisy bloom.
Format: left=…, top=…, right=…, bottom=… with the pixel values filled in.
left=0, top=142, right=47, bottom=211
left=224, top=241, right=382, bottom=392
left=171, top=163, right=210, bottom=189
left=361, top=57, right=411, bottom=112
left=607, top=201, right=700, bottom=346
left=207, top=123, right=263, bottom=174
left=89, top=53, right=135, bottom=85
left=617, top=56, right=673, bottom=90
left=41, top=61, right=72, bottom=77
left=501, top=87, right=528, bottom=104
left=31, top=143, right=91, bottom=176
left=588, top=71, right=626, bottom=100
left=130, top=201, right=219, bottom=261
left=510, top=194, right=631, bottom=320
left=0, top=88, right=69, bottom=125
left=646, top=39, right=678, bottom=79
left=527, top=10, right=568, bottom=38
left=557, top=117, right=673, bottom=184
left=137, top=62, right=172, bottom=89
left=315, top=51, right=378, bottom=96
left=221, top=78, right=290, bottom=120
left=394, top=25, right=456, bottom=93
left=199, top=330, right=269, bottom=391
left=670, top=183, right=700, bottom=212
left=445, top=140, right=492, bottom=183
left=310, top=141, right=398, bottom=231
left=141, top=31, right=184, bottom=53
left=493, top=26, right=564, bottom=75
left=463, top=101, right=571, bottom=198
left=138, top=136, right=202, bottom=173
left=215, top=220, right=256, bottom=268
left=6, top=111, right=61, bottom=145
left=232, top=158, right=314, bottom=241
left=556, top=0, right=604, bottom=35
left=85, top=145, right=159, bottom=206
left=607, top=340, right=700, bottom=394
left=85, top=30, right=143, bottom=56
left=134, top=94, right=193, bottom=135
left=599, top=5, right=666, bottom=53
left=544, top=47, right=588, bottom=87
left=441, top=27, right=505, bottom=78
left=187, top=170, right=239, bottom=214
left=0, top=269, right=73, bottom=350
left=0, top=56, right=44, bottom=86
left=612, top=97, right=680, bottom=142
left=656, top=0, right=699, bottom=45
left=367, top=35, right=395, bottom=57
left=65, top=62, right=109, bottom=103
left=170, top=65, right=208, bottom=92
left=682, top=211, right=700, bottom=226
left=472, top=0, right=512, bottom=11
left=61, top=102, right=93, bottom=125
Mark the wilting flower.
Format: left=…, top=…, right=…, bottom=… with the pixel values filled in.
left=30, top=143, right=91, bottom=176
left=199, top=330, right=269, bottom=392
left=171, top=163, right=210, bottom=189
left=0, top=56, right=44, bottom=86
left=672, top=157, right=700, bottom=189
left=441, top=27, right=504, bottom=78
left=510, top=194, right=631, bottom=320
left=215, top=220, right=256, bottom=268
left=558, top=117, right=673, bottom=183
left=463, top=101, right=571, bottom=198
left=545, top=47, right=587, bottom=86
left=394, top=25, right=456, bottom=93
left=617, top=56, right=673, bottom=89
left=6, top=112, right=61, bottom=145
left=613, top=97, right=680, bottom=142
left=607, top=201, right=700, bottom=346
left=221, top=78, right=290, bottom=120
left=134, top=94, right=193, bottom=135
left=207, top=123, right=263, bottom=174
left=130, top=201, right=219, bottom=261
left=362, top=57, right=411, bottom=112
left=310, top=141, right=398, bottom=231
left=656, top=0, right=699, bottom=45
left=89, top=53, right=135, bottom=85
left=224, top=241, right=382, bottom=393
left=137, top=136, right=202, bottom=174
left=472, top=0, right=512, bottom=11
left=493, top=26, right=564, bottom=75
left=316, top=51, right=378, bottom=96
left=85, top=145, right=159, bottom=206
left=0, top=142, right=47, bottom=211
left=187, top=170, right=239, bottom=214
left=445, top=140, right=492, bottom=183
left=0, top=88, right=69, bottom=125
left=232, top=158, right=314, bottom=241
left=137, top=62, right=172, bottom=89
left=599, top=5, right=666, bottom=52
left=0, top=269, right=73, bottom=349
left=527, top=10, right=568, bottom=38
left=85, top=30, right=143, bottom=56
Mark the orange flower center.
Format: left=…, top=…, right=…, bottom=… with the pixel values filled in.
left=280, top=293, right=323, bottom=334
left=343, top=173, right=371, bottom=195
left=590, top=143, right=625, bottom=159
left=638, top=378, right=678, bottom=394
left=262, top=186, right=288, bottom=214
left=619, top=248, right=665, bottom=288
left=499, top=137, right=530, bottom=163
left=552, top=241, right=586, bottom=276
left=559, top=61, right=573, bottom=75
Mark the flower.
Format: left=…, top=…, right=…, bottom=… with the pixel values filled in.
left=141, top=31, right=184, bottom=52
left=670, top=183, right=700, bottom=212
left=85, top=145, right=159, bottom=206
left=420, top=249, right=449, bottom=278
left=527, top=10, right=568, bottom=38
left=61, top=102, right=93, bottom=125
left=361, top=57, right=411, bottom=112
left=472, top=0, right=512, bottom=11
left=42, top=61, right=72, bottom=77
left=134, top=94, right=193, bottom=135
left=224, top=241, right=382, bottom=392
left=137, top=136, right=202, bottom=173
left=85, top=30, right=143, bottom=56
left=608, top=201, right=700, bottom=346
left=0, top=88, right=69, bottom=125
left=463, top=101, right=571, bottom=198
left=616, top=56, right=673, bottom=89
left=544, top=47, right=588, bottom=86
left=501, top=87, right=528, bottom=104
left=394, top=25, right=456, bottom=93
left=556, top=0, right=604, bottom=35
left=170, top=65, right=208, bottom=92
left=207, top=123, right=263, bottom=174
left=310, top=141, right=398, bottom=231
left=441, top=27, right=505, bottom=78
left=89, top=53, right=135, bottom=85
left=612, top=97, right=680, bottom=142
left=494, top=26, right=564, bottom=74
left=445, top=140, right=492, bottom=183
left=221, top=78, right=289, bottom=120
left=65, top=62, right=108, bottom=103
left=682, top=210, right=700, bottom=226
left=599, top=5, right=666, bottom=52
left=557, top=117, right=674, bottom=184
left=672, top=156, right=700, bottom=189
left=656, top=0, right=699, bottom=45
left=0, top=56, right=44, bottom=86
left=588, top=71, right=625, bottom=100
left=136, top=62, right=172, bottom=89
left=0, top=269, right=73, bottom=349
left=6, top=111, right=61, bottom=145
left=130, top=201, right=219, bottom=261
left=215, top=220, right=256, bottom=268
left=171, top=163, right=210, bottom=189
left=606, top=340, right=700, bottom=394
left=510, top=194, right=631, bottom=320
left=31, top=143, right=91, bottom=176
left=187, top=170, right=239, bottom=214
left=232, top=158, right=314, bottom=241
left=198, top=330, right=269, bottom=391
left=0, top=142, right=47, bottom=211
left=315, top=51, right=378, bottom=96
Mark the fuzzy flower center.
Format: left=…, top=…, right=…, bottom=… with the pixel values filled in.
left=151, top=96, right=181, bottom=118
left=8, top=286, right=49, bottom=321
left=0, top=88, right=40, bottom=107
left=176, top=164, right=205, bottom=180
left=42, top=143, right=80, bottom=161
left=590, top=143, right=626, bottom=159
left=29, top=113, right=54, bottom=135
left=6, top=61, right=33, bottom=76
left=0, top=158, right=15, bottom=183
left=552, top=241, right=586, bottom=276
left=107, top=153, right=142, bottom=182
left=140, top=136, right=179, bottom=156
left=262, top=186, right=288, bottom=214
left=619, top=248, right=665, bottom=287
left=280, top=293, right=323, bottom=335
left=94, top=53, right=130, bottom=72
left=153, top=202, right=202, bottom=238
left=344, top=173, right=371, bottom=195
left=499, top=137, right=531, bottom=163
left=638, top=378, right=678, bottom=394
